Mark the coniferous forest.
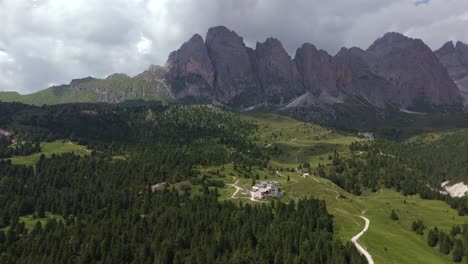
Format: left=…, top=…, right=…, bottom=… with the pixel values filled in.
left=0, top=102, right=365, bottom=264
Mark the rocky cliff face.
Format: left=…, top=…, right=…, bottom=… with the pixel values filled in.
left=334, top=47, right=394, bottom=108
left=254, top=38, right=303, bottom=104
left=435, top=41, right=468, bottom=80
left=165, top=34, right=214, bottom=99
left=435, top=41, right=468, bottom=105
left=295, top=43, right=352, bottom=97
left=163, top=26, right=462, bottom=110
left=205, top=26, right=260, bottom=105
left=363, top=32, right=461, bottom=108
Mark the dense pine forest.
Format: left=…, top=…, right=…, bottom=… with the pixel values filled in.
left=0, top=102, right=365, bottom=263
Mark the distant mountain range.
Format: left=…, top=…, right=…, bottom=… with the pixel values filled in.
left=1, top=25, right=468, bottom=113
left=0, top=66, right=169, bottom=105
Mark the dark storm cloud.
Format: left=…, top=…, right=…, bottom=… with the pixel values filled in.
left=1, top=0, right=468, bottom=93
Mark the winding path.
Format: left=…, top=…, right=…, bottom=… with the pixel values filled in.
left=229, top=179, right=241, bottom=198
left=351, top=214, right=374, bottom=264
left=228, top=179, right=261, bottom=202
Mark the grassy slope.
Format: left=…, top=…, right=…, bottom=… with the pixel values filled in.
left=201, top=113, right=467, bottom=264
left=241, top=113, right=357, bottom=168
left=360, top=189, right=465, bottom=264
left=8, top=140, right=90, bottom=166
left=0, top=88, right=104, bottom=105
left=0, top=73, right=169, bottom=105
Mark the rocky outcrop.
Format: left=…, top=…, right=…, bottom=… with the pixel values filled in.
left=138, top=65, right=167, bottom=82
left=295, top=43, right=352, bottom=97
left=363, top=32, right=461, bottom=108
left=205, top=26, right=259, bottom=105
left=435, top=41, right=468, bottom=80
left=254, top=38, right=303, bottom=104
left=165, top=34, right=214, bottom=99
left=335, top=47, right=394, bottom=108
left=435, top=41, right=468, bottom=105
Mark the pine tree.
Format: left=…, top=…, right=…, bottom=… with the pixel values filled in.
left=439, top=231, right=453, bottom=255
left=452, top=239, right=463, bottom=262
left=451, top=225, right=461, bottom=237
left=390, top=210, right=399, bottom=221
left=0, top=230, right=5, bottom=244
left=31, top=221, right=42, bottom=236
left=428, top=228, right=439, bottom=247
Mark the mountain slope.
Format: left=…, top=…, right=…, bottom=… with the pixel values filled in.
left=363, top=32, right=461, bottom=108
left=435, top=41, right=468, bottom=105
left=0, top=66, right=170, bottom=105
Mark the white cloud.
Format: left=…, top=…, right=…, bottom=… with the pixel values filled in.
left=136, top=36, right=152, bottom=55
left=0, top=50, right=15, bottom=63
left=0, top=0, right=468, bottom=93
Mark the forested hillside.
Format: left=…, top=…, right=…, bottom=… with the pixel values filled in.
left=4, top=101, right=468, bottom=263
left=0, top=102, right=365, bottom=263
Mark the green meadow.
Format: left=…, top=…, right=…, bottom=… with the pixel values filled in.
left=8, top=140, right=90, bottom=166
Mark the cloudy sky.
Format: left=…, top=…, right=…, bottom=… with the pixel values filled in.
left=1, top=0, right=468, bottom=93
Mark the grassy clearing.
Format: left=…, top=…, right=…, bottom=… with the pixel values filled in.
left=20, top=213, right=64, bottom=231
left=360, top=189, right=467, bottom=264
left=406, top=129, right=463, bottom=144
left=242, top=113, right=361, bottom=168
left=1, top=212, right=63, bottom=233
left=8, top=140, right=90, bottom=166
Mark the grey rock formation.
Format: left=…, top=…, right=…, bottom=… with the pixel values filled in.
left=254, top=38, right=303, bottom=104
left=165, top=34, right=215, bottom=99
left=363, top=32, right=461, bottom=108
left=435, top=41, right=468, bottom=105
left=295, top=43, right=352, bottom=97
left=205, top=26, right=259, bottom=105
left=162, top=27, right=462, bottom=110
left=335, top=47, right=394, bottom=108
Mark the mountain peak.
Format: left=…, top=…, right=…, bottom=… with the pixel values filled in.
left=456, top=41, right=468, bottom=49
left=365, top=32, right=460, bottom=107
left=106, top=73, right=130, bottom=80
left=381, top=31, right=409, bottom=39
left=262, top=37, right=282, bottom=46
left=189, top=33, right=204, bottom=43
left=435, top=40, right=468, bottom=102
left=164, top=30, right=215, bottom=100
left=436, top=41, right=455, bottom=56
left=206, top=26, right=242, bottom=44
left=254, top=37, right=303, bottom=103
left=299, top=42, right=318, bottom=52
left=204, top=25, right=258, bottom=104
left=256, top=37, right=288, bottom=54
left=295, top=41, right=352, bottom=96
left=368, top=32, right=427, bottom=54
